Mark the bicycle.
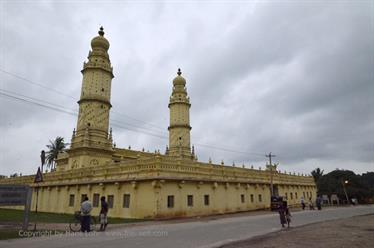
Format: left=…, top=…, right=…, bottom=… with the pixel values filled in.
left=69, top=211, right=97, bottom=232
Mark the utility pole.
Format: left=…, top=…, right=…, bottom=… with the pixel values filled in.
left=266, top=152, right=276, bottom=196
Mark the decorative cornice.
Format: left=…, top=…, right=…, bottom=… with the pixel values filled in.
left=168, top=101, right=191, bottom=108
left=81, top=62, right=114, bottom=78
left=77, top=97, right=112, bottom=107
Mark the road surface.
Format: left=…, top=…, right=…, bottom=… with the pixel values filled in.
left=1, top=205, right=373, bottom=248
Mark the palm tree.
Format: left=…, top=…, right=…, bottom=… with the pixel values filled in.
left=46, top=136, right=66, bottom=171
left=311, top=167, right=324, bottom=183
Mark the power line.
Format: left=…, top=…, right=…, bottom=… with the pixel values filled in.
left=0, top=68, right=76, bottom=99
left=111, top=122, right=168, bottom=140
left=0, top=88, right=77, bottom=112
left=194, top=143, right=264, bottom=157
left=1, top=68, right=262, bottom=154
left=0, top=91, right=77, bottom=117
left=0, top=90, right=166, bottom=141
left=111, top=110, right=166, bottom=132
left=0, top=68, right=165, bottom=133
left=0, top=68, right=268, bottom=158
left=110, top=113, right=167, bottom=134
left=0, top=68, right=166, bottom=132
left=0, top=88, right=168, bottom=137
left=0, top=90, right=266, bottom=158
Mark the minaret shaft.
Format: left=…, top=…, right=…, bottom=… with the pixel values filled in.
left=168, top=69, right=192, bottom=157
left=67, top=27, right=114, bottom=169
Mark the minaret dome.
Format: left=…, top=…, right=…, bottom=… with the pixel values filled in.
left=91, top=26, right=110, bottom=51
left=173, top=68, right=186, bottom=86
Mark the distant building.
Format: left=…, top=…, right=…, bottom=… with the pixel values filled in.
left=0, top=27, right=316, bottom=218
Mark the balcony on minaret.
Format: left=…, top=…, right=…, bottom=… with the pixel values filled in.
left=82, top=60, right=113, bottom=74
left=169, top=95, right=190, bottom=106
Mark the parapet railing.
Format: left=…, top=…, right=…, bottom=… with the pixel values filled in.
left=0, top=155, right=315, bottom=188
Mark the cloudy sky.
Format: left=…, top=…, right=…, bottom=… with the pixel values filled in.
left=0, top=0, right=373, bottom=177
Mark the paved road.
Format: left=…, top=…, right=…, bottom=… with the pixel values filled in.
left=1, top=205, right=373, bottom=248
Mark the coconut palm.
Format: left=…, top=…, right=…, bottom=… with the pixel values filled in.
left=46, top=136, right=66, bottom=171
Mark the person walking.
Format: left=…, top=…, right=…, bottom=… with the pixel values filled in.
left=308, top=197, right=315, bottom=210
left=316, top=195, right=322, bottom=210
left=300, top=196, right=306, bottom=210
left=284, top=202, right=292, bottom=228
left=100, top=196, right=109, bottom=231
left=80, top=196, right=93, bottom=232
left=278, top=201, right=287, bottom=228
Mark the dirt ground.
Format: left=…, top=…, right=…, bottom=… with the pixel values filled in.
left=220, top=214, right=374, bottom=248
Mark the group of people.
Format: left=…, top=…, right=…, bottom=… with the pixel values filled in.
left=300, top=196, right=323, bottom=211
left=80, top=196, right=109, bottom=232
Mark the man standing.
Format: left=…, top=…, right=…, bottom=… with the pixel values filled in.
left=308, top=197, right=315, bottom=210
left=300, top=196, right=306, bottom=210
left=80, top=196, right=93, bottom=232
left=278, top=202, right=287, bottom=228
left=100, top=196, right=109, bottom=231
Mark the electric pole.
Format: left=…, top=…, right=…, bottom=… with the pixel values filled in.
left=266, top=152, right=276, bottom=196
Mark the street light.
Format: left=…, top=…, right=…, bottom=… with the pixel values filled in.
left=341, top=180, right=349, bottom=204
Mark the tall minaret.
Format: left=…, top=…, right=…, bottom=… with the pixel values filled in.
left=68, top=27, right=114, bottom=169
left=168, top=69, right=192, bottom=158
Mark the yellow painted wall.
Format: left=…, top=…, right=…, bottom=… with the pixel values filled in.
left=0, top=154, right=317, bottom=219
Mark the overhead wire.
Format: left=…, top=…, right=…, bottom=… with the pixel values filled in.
left=0, top=88, right=167, bottom=139
left=0, top=70, right=267, bottom=159
left=0, top=68, right=166, bottom=133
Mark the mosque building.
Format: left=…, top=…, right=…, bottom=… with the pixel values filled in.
left=0, top=28, right=316, bottom=218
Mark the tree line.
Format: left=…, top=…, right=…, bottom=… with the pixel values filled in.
left=311, top=168, right=374, bottom=204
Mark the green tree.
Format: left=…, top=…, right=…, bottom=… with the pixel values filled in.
left=311, top=167, right=324, bottom=183
left=317, top=169, right=373, bottom=203
left=362, top=172, right=374, bottom=188
left=46, top=136, right=66, bottom=171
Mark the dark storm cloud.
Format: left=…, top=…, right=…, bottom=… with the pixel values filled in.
left=182, top=2, right=373, bottom=173
left=0, top=1, right=372, bottom=176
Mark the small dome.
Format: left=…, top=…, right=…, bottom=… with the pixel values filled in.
left=91, top=26, right=110, bottom=51
left=173, top=68, right=186, bottom=86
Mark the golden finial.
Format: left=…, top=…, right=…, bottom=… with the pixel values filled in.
left=98, top=26, right=105, bottom=36
left=177, top=68, right=182, bottom=76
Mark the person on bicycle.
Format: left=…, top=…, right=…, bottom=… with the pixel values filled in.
left=100, top=196, right=109, bottom=231
left=80, top=196, right=93, bottom=232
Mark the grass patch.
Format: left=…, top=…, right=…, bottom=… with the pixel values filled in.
left=0, top=208, right=146, bottom=224
left=0, top=209, right=73, bottom=223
